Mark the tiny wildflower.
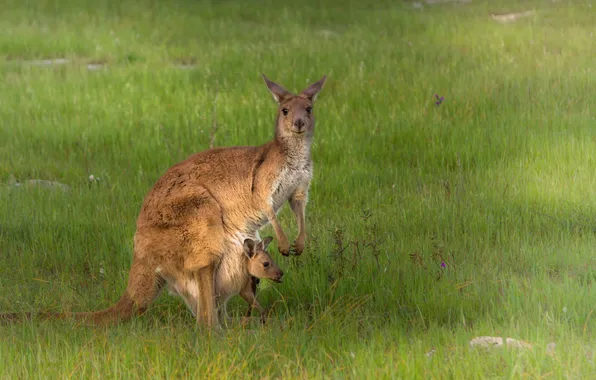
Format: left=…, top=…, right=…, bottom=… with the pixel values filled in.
left=441, top=261, right=446, bottom=268
left=435, top=94, right=444, bottom=106
left=563, top=306, right=567, bottom=313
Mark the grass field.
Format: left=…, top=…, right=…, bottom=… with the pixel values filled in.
left=1, top=0, right=595, bottom=378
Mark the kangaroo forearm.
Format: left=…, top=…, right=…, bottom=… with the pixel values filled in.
left=288, top=191, right=308, bottom=255
left=290, top=199, right=306, bottom=236
left=265, top=209, right=288, bottom=241
left=289, top=188, right=308, bottom=233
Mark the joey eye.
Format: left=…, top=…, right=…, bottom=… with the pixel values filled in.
left=281, top=108, right=289, bottom=116
left=263, top=262, right=270, bottom=268
left=305, top=107, right=312, bottom=114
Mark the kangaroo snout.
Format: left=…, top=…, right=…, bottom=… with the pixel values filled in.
left=293, top=118, right=305, bottom=131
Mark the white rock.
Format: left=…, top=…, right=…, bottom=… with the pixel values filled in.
left=87, top=63, right=105, bottom=71
left=27, top=58, right=69, bottom=66
left=11, top=179, right=71, bottom=191
left=469, top=336, right=533, bottom=350
left=490, top=10, right=535, bottom=23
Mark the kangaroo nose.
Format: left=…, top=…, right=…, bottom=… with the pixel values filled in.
left=293, top=119, right=305, bottom=129
left=278, top=269, right=284, bottom=278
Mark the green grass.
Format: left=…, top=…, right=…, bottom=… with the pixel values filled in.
left=1, top=0, right=596, bottom=377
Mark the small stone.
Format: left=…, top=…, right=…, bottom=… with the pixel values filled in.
left=490, top=10, right=535, bottom=23
left=469, top=336, right=533, bottom=350
left=318, top=29, right=339, bottom=38
left=28, top=58, right=69, bottom=66
left=87, top=63, right=105, bottom=71
left=13, top=179, right=71, bottom=191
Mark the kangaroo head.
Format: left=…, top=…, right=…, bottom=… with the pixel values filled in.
left=262, top=74, right=327, bottom=140
left=243, top=237, right=284, bottom=283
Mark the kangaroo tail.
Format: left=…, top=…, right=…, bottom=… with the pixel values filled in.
left=0, top=292, right=140, bottom=326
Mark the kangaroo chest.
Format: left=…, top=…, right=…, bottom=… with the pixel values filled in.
left=270, top=163, right=312, bottom=212
left=214, top=246, right=248, bottom=301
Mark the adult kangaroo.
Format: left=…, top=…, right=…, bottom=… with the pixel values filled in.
left=1, top=74, right=326, bottom=328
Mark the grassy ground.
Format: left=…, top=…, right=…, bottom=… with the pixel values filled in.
left=1, top=0, right=595, bottom=377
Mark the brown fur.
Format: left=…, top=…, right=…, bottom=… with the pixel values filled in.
left=1, top=74, right=326, bottom=328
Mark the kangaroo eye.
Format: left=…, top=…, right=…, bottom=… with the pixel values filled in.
left=281, top=108, right=289, bottom=116
left=305, top=107, right=312, bottom=114
left=263, top=262, right=270, bottom=268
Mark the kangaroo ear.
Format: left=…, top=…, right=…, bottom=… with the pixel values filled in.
left=300, top=75, right=327, bottom=102
left=243, top=238, right=256, bottom=258
left=261, top=236, right=274, bottom=251
left=262, top=74, right=292, bottom=104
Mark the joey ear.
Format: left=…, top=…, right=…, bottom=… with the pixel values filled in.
left=262, top=74, right=292, bottom=104
left=261, top=236, right=274, bottom=251
left=243, top=238, right=256, bottom=258
left=300, top=75, right=327, bottom=102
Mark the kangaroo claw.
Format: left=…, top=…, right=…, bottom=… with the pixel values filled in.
left=289, top=244, right=303, bottom=256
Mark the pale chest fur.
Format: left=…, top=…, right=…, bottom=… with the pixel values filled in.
left=214, top=243, right=249, bottom=302
left=270, top=162, right=312, bottom=212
